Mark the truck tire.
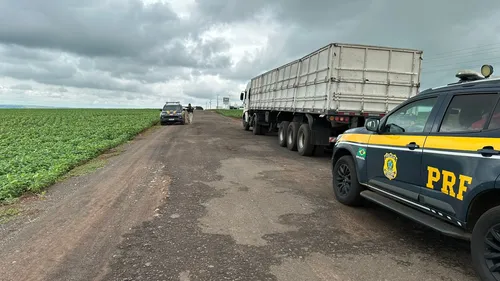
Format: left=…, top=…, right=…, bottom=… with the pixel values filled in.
left=286, top=122, right=300, bottom=151
left=278, top=121, right=290, bottom=147
left=297, top=124, right=315, bottom=156
left=242, top=114, right=250, bottom=131
left=332, top=155, right=363, bottom=206
left=471, top=206, right=500, bottom=281
left=252, top=114, right=263, bottom=135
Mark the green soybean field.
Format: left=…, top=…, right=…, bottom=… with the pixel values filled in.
left=214, top=109, right=243, bottom=118
left=0, top=109, right=160, bottom=202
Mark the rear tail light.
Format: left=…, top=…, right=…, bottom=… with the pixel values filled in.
left=333, top=116, right=350, bottom=122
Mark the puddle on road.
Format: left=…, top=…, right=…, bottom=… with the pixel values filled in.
left=198, top=158, right=316, bottom=246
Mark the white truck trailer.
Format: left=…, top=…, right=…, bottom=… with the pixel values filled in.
left=239, top=42, right=423, bottom=156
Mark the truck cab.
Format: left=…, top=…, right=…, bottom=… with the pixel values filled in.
left=239, top=82, right=251, bottom=131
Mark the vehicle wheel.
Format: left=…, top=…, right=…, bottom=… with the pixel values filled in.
left=286, top=122, right=300, bottom=151
left=160, top=122, right=166, bottom=126
left=471, top=206, right=500, bottom=281
left=243, top=115, right=250, bottom=131
left=278, top=121, right=290, bottom=147
left=252, top=114, right=263, bottom=135
left=332, top=155, right=363, bottom=206
left=297, top=123, right=315, bottom=156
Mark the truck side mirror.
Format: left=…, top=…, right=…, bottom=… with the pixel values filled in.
left=365, top=118, right=380, bottom=133
left=240, top=92, right=244, bottom=101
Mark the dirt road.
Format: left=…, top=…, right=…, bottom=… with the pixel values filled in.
left=0, top=111, right=477, bottom=281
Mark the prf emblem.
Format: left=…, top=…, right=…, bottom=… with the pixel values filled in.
left=383, top=153, right=398, bottom=180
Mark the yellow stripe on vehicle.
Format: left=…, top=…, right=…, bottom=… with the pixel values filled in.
left=339, top=134, right=370, bottom=144
left=369, top=135, right=427, bottom=147
left=425, top=136, right=500, bottom=152
left=340, top=134, right=500, bottom=153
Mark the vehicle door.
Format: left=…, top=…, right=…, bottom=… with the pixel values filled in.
left=366, top=95, right=443, bottom=202
left=421, top=91, right=500, bottom=224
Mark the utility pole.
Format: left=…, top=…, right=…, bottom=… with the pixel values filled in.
left=216, top=94, right=219, bottom=109
left=209, top=99, right=212, bottom=109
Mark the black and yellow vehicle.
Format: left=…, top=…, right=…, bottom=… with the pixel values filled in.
left=160, top=102, right=185, bottom=125
left=331, top=65, right=500, bottom=280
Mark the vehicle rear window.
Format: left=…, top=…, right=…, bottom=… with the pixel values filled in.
left=439, top=93, right=498, bottom=132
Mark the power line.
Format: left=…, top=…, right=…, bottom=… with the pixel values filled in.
left=424, top=43, right=500, bottom=59
left=423, top=47, right=500, bottom=63
left=422, top=56, right=500, bottom=71
left=419, top=44, right=500, bottom=74
left=422, top=60, right=500, bottom=74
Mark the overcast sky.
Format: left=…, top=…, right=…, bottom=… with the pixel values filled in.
left=0, top=0, right=499, bottom=108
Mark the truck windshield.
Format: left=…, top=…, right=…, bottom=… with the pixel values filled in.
left=163, top=104, right=181, bottom=111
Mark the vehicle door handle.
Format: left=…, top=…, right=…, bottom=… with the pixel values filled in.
left=406, top=142, right=419, bottom=150
left=477, top=146, right=500, bottom=157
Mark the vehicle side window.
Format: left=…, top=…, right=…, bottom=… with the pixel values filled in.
left=487, top=99, right=500, bottom=130
left=439, top=93, right=498, bottom=132
left=383, top=97, right=437, bottom=134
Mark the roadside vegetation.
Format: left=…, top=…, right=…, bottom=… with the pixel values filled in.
left=0, top=109, right=159, bottom=202
left=214, top=109, right=243, bottom=118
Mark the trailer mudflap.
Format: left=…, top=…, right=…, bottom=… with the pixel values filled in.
left=310, top=117, right=331, bottom=146
left=311, top=129, right=330, bottom=146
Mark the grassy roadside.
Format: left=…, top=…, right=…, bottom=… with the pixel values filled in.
left=214, top=109, right=243, bottom=119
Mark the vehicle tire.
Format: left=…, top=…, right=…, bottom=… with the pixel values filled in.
left=297, top=123, right=315, bottom=156
left=252, top=114, right=263, bottom=135
left=286, top=122, right=300, bottom=151
left=243, top=114, right=250, bottom=131
left=160, top=122, right=166, bottom=126
left=278, top=121, right=290, bottom=147
left=471, top=206, right=500, bottom=281
left=332, top=155, right=363, bottom=206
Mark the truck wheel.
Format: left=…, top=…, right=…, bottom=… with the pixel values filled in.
left=243, top=115, right=250, bottom=131
left=286, top=122, right=300, bottom=151
left=297, top=124, right=315, bottom=156
left=252, top=114, right=263, bottom=135
left=471, top=206, right=500, bottom=281
left=332, top=155, right=363, bottom=206
left=278, top=121, right=290, bottom=147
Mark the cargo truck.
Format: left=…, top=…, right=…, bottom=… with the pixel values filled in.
left=239, top=43, right=423, bottom=156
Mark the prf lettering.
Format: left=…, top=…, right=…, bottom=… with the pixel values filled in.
left=426, top=166, right=472, bottom=201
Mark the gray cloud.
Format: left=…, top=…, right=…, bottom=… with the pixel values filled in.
left=195, top=0, right=500, bottom=89
left=10, top=84, right=33, bottom=90
left=0, top=0, right=182, bottom=58
left=1, top=0, right=500, bottom=107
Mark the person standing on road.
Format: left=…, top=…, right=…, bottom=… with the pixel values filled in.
left=187, top=103, right=194, bottom=124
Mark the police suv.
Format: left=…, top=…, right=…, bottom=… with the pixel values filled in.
left=160, top=101, right=185, bottom=125
left=331, top=65, right=500, bottom=280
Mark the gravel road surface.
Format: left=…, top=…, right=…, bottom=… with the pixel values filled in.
left=0, top=111, right=478, bottom=281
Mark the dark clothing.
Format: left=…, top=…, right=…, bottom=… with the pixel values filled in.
left=187, top=105, right=194, bottom=113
